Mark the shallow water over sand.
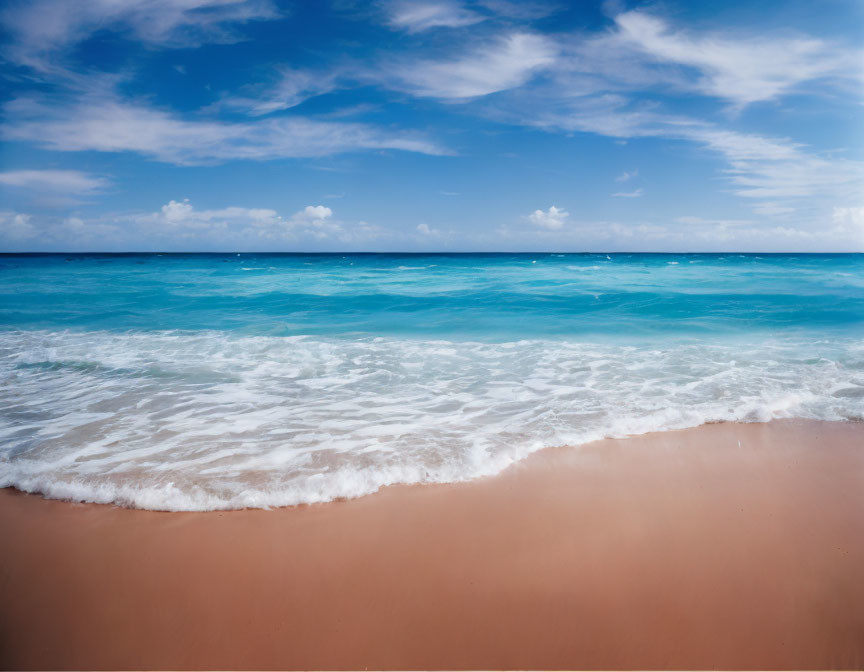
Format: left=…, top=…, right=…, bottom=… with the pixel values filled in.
left=1, top=253, right=862, bottom=509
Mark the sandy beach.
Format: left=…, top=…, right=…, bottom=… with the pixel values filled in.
left=1, top=418, right=863, bottom=670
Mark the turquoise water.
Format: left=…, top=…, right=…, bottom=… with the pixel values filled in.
left=3, top=253, right=864, bottom=338
left=1, top=253, right=863, bottom=509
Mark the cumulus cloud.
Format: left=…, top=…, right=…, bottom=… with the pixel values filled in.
left=139, top=199, right=282, bottom=231
left=123, top=199, right=383, bottom=244
left=0, top=169, right=109, bottom=194
left=0, top=210, right=120, bottom=245
left=293, top=205, right=333, bottom=221
left=383, top=0, right=484, bottom=32
left=0, top=211, right=37, bottom=240
left=416, top=222, right=440, bottom=236
left=527, top=205, right=569, bottom=230
left=393, top=32, right=556, bottom=99
left=2, top=95, right=447, bottom=165
left=615, top=169, right=638, bottom=182
left=284, top=205, right=342, bottom=239
left=832, top=206, right=864, bottom=243
left=0, top=199, right=397, bottom=250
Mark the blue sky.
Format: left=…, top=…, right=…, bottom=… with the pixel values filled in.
left=0, top=0, right=862, bottom=252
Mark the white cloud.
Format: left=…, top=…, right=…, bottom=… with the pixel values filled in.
left=615, top=169, right=637, bottom=182
left=122, top=199, right=374, bottom=244
left=476, top=0, right=559, bottom=20
left=832, top=206, right=864, bottom=243
left=276, top=205, right=342, bottom=240
left=383, top=1, right=484, bottom=32
left=684, top=127, right=864, bottom=204
left=0, top=199, right=396, bottom=248
left=0, top=210, right=119, bottom=244
left=546, top=11, right=860, bottom=111
left=58, top=215, right=119, bottom=239
left=515, top=95, right=864, bottom=216
left=394, top=32, right=556, bottom=99
left=527, top=205, right=569, bottom=230
left=667, top=212, right=864, bottom=249
left=675, top=216, right=752, bottom=227
left=295, top=205, right=332, bottom=220
left=1, top=0, right=278, bottom=74
left=416, top=222, right=440, bottom=236
left=135, top=199, right=282, bottom=232
left=223, top=67, right=342, bottom=116
left=674, top=216, right=754, bottom=241
left=0, top=169, right=108, bottom=194
left=0, top=211, right=37, bottom=240
left=612, top=10, right=857, bottom=109
left=496, top=211, right=864, bottom=252
left=752, top=203, right=796, bottom=217
left=612, top=188, right=643, bottom=198
left=2, top=95, right=448, bottom=165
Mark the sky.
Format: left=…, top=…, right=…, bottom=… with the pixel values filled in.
left=0, top=0, right=862, bottom=252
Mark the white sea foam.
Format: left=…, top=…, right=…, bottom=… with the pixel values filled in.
left=1, top=329, right=862, bottom=511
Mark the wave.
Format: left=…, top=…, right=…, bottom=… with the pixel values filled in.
left=1, top=329, right=862, bottom=511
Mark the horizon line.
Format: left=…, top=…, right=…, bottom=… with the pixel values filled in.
left=1, top=251, right=861, bottom=256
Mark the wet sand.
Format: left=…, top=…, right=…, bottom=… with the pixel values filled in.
left=1, top=419, right=863, bottom=670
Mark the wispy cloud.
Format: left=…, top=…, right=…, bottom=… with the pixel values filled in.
left=1, top=0, right=278, bottom=75
left=382, top=0, right=484, bottom=32
left=2, top=95, right=448, bottom=165
left=222, top=67, right=343, bottom=116
left=544, top=10, right=862, bottom=111
left=612, top=188, right=644, bottom=198
left=392, top=32, right=556, bottom=99
left=684, top=127, right=864, bottom=206
left=509, top=94, right=864, bottom=216
left=476, top=0, right=560, bottom=20
left=0, top=169, right=109, bottom=194
left=611, top=10, right=858, bottom=109
left=615, top=169, right=638, bottom=182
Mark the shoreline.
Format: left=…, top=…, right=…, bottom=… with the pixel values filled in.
left=2, top=418, right=863, bottom=669
left=5, top=415, right=860, bottom=513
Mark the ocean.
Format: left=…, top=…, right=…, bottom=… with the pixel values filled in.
left=1, top=252, right=862, bottom=510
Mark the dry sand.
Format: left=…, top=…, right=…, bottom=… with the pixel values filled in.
left=1, top=418, right=863, bottom=670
